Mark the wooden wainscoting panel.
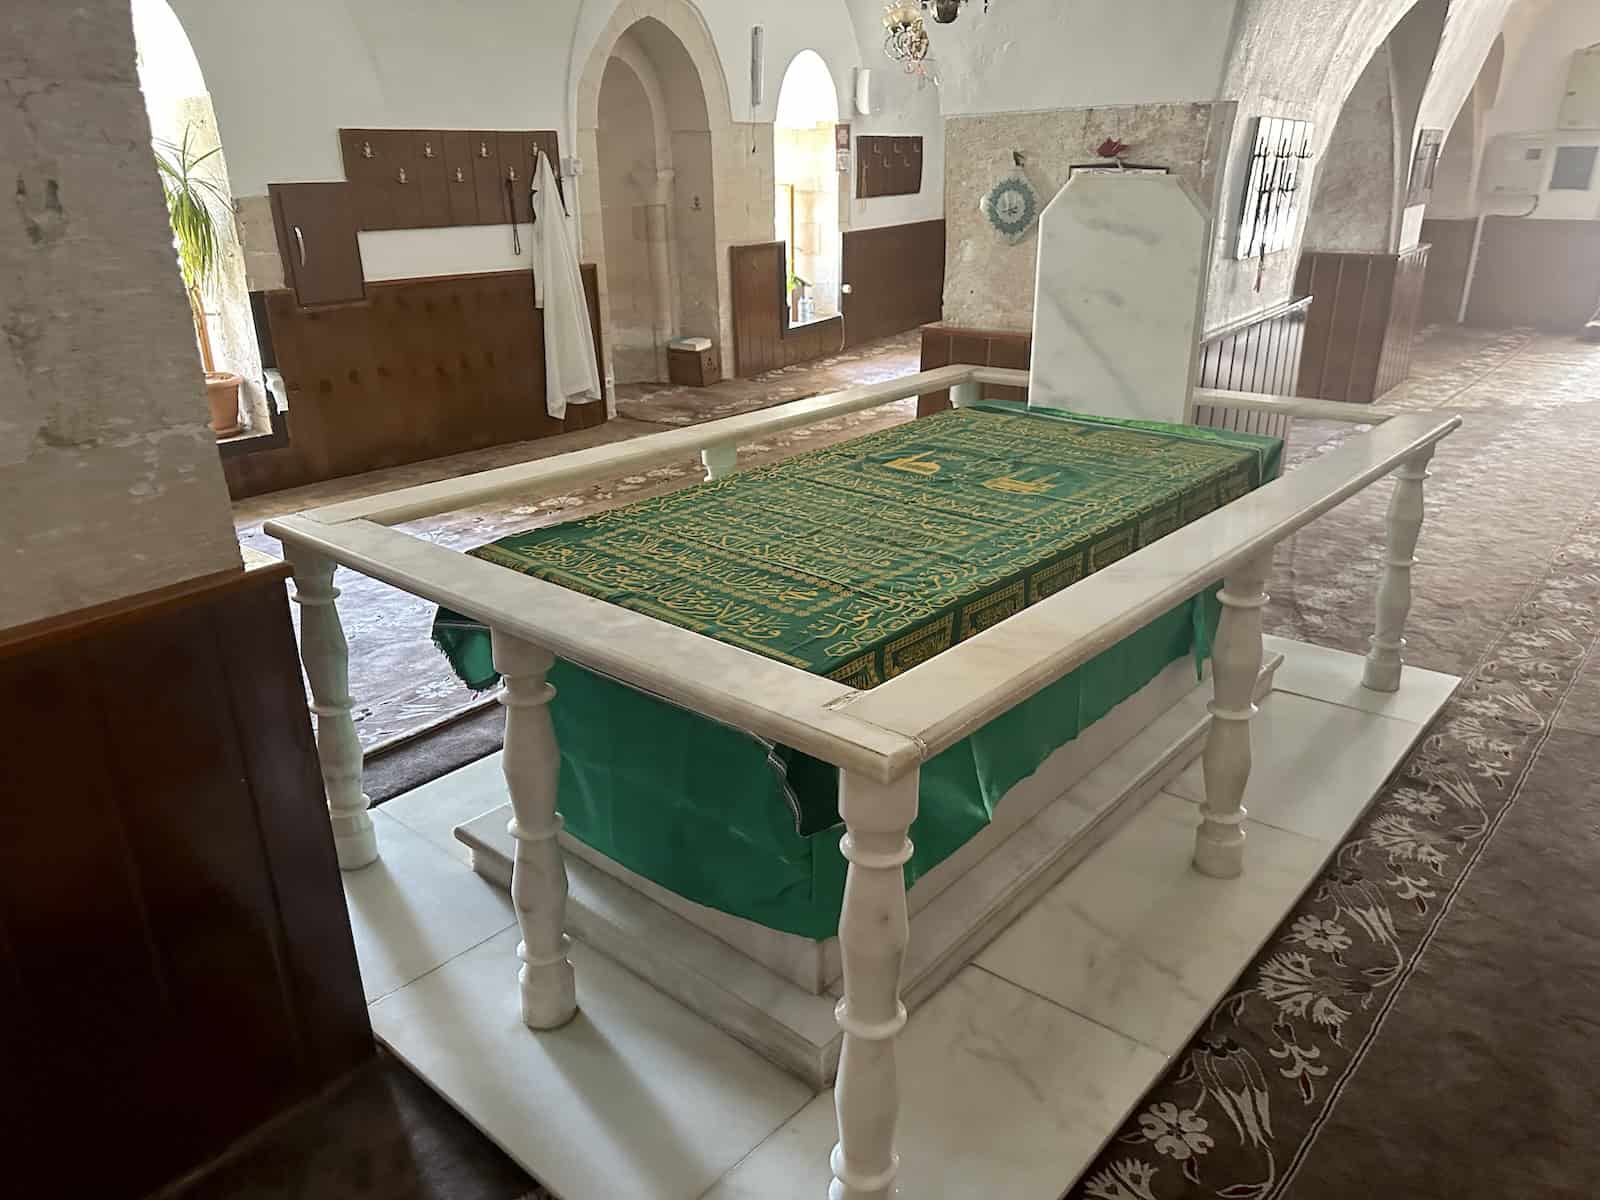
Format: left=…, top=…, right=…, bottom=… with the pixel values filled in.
left=841, top=220, right=945, bottom=348
left=1419, top=218, right=1474, bottom=326
left=225, top=264, right=606, bottom=498
left=729, top=241, right=844, bottom=377
left=1297, top=248, right=1426, bottom=404
left=920, top=298, right=1314, bottom=418
left=916, top=324, right=1034, bottom=415
left=1465, top=217, right=1600, bottom=330
left=0, top=567, right=371, bottom=1197
left=1377, top=243, right=1429, bottom=397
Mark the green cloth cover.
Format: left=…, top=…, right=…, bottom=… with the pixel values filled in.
left=434, top=404, right=1281, bottom=939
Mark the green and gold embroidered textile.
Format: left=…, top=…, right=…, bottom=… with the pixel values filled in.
left=432, top=405, right=1281, bottom=939
left=441, top=405, right=1280, bottom=689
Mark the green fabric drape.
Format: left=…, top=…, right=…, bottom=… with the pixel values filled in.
left=434, top=405, right=1281, bottom=939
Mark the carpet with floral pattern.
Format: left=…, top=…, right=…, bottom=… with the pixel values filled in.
left=1067, top=326, right=1600, bottom=1200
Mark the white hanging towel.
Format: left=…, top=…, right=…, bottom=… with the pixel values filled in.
left=532, top=150, right=605, bottom=419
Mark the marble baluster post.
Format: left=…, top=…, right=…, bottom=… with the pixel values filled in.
left=1363, top=447, right=1436, bottom=693
left=286, top=549, right=378, bottom=870
left=701, top=443, right=739, bottom=481
left=1193, top=553, right=1270, bottom=879
left=831, top=769, right=919, bottom=1200
left=492, top=629, right=578, bottom=1029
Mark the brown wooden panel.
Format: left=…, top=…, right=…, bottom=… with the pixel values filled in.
left=334, top=128, right=559, bottom=231
left=919, top=326, right=953, bottom=414
left=228, top=265, right=609, bottom=498
left=856, top=136, right=924, bottom=199
left=414, top=130, right=451, bottom=227
left=729, top=241, right=853, bottom=377
left=269, top=182, right=365, bottom=307
left=0, top=568, right=371, bottom=1198
left=340, top=129, right=394, bottom=231
left=1419, top=218, right=1474, bottom=325
left=1465, top=217, right=1600, bottom=330
left=499, top=131, right=534, bottom=224
left=442, top=130, right=480, bottom=225
left=471, top=132, right=508, bottom=226
left=840, top=219, right=944, bottom=348
left=731, top=241, right=785, bottom=376
left=1377, top=243, right=1428, bottom=396
left=1297, top=249, right=1425, bottom=403
left=376, top=129, right=424, bottom=229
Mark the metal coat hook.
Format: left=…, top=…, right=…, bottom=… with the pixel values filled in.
left=454, top=166, right=465, bottom=183
left=396, top=167, right=408, bottom=184
left=479, top=140, right=491, bottom=158
left=507, top=165, right=518, bottom=182
left=361, top=140, right=374, bottom=159
left=423, top=141, right=435, bottom=159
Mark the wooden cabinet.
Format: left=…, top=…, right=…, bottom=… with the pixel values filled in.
left=269, top=182, right=365, bottom=307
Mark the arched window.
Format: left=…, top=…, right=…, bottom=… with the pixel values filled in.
left=774, top=51, right=841, bottom=326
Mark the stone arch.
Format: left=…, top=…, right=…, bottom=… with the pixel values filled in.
left=1431, top=34, right=1507, bottom=217
left=576, top=0, right=738, bottom=381
left=1303, top=0, right=1451, bottom=253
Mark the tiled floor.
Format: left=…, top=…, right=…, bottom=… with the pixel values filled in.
left=347, top=642, right=1455, bottom=1200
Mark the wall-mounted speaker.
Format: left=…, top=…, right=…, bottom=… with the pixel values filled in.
left=751, top=26, right=765, bottom=109
left=854, top=67, right=873, bottom=116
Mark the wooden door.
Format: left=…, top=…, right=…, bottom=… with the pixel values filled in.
left=270, top=182, right=366, bottom=307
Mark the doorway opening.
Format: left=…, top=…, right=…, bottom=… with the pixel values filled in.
left=131, top=0, right=266, bottom=437
left=595, top=18, right=718, bottom=385
left=774, top=51, right=841, bottom=327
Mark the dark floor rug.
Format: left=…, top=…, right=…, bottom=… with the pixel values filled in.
left=161, top=1052, right=545, bottom=1200
left=366, top=703, right=503, bottom=806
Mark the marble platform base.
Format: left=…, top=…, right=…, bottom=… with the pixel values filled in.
left=455, top=653, right=1283, bottom=1085
left=352, top=637, right=1458, bottom=1200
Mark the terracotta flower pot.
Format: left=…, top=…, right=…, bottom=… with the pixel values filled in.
left=205, top=371, right=244, bottom=438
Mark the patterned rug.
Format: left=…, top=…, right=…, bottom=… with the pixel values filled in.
left=1068, top=326, right=1600, bottom=1199
left=233, top=334, right=923, bottom=751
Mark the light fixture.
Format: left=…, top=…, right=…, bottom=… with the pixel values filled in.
left=923, top=0, right=990, bottom=24
left=882, top=2, right=930, bottom=71
left=883, top=0, right=990, bottom=78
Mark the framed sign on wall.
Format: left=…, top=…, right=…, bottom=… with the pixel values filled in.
left=1407, top=128, right=1445, bottom=206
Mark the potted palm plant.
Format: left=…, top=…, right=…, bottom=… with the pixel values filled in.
left=155, top=125, right=242, bottom=437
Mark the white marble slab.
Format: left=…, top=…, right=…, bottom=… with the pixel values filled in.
left=1162, top=690, right=1428, bottom=844
left=378, top=753, right=508, bottom=866
left=701, top=966, right=1165, bottom=1200
left=1265, top=634, right=1460, bottom=722
left=976, top=791, right=1327, bottom=1054
left=344, top=811, right=515, bottom=1003
left=370, top=928, right=814, bottom=1200
left=355, top=643, right=1457, bottom=1200
left=1027, top=172, right=1207, bottom=425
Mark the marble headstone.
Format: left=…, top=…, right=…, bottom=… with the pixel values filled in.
left=1027, top=172, right=1209, bottom=424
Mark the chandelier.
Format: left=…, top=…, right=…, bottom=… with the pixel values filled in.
left=883, top=1, right=989, bottom=75
left=882, top=3, right=930, bottom=70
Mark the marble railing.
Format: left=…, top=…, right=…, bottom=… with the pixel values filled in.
left=266, top=362, right=1459, bottom=1200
